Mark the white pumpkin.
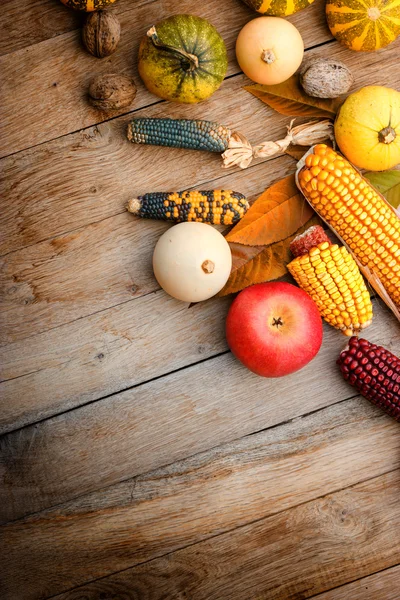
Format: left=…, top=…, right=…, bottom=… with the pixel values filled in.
left=153, top=222, right=232, bottom=302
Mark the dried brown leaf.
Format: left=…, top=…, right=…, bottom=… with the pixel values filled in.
left=219, top=215, right=321, bottom=296
left=226, top=174, right=314, bottom=246
left=245, top=75, right=342, bottom=119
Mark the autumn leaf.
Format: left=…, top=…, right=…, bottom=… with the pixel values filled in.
left=364, top=170, right=400, bottom=213
left=226, top=174, right=314, bottom=246
left=244, top=75, right=342, bottom=119
left=219, top=215, right=321, bottom=296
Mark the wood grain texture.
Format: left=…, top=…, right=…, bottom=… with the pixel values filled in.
left=0, top=299, right=398, bottom=523
left=0, top=151, right=294, bottom=345
left=1, top=41, right=397, bottom=258
left=0, top=291, right=230, bottom=433
left=0, top=0, right=330, bottom=158
left=311, top=565, right=400, bottom=599
left=2, top=397, right=400, bottom=599
left=50, top=470, right=400, bottom=600
left=0, top=0, right=152, bottom=56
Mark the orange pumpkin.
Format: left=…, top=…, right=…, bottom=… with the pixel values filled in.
left=241, top=0, right=315, bottom=17
left=326, top=0, right=400, bottom=51
left=59, top=0, right=116, bottom=11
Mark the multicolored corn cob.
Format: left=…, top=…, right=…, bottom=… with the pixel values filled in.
left=337, top=337, right=400, bottom=422
left=127, top=190, right=249, bottom=225
left=296, top=144, right=400, bottom=312
left=288, top=226, right=373, bottom=336
left=127, top=118, right=233, bottom=153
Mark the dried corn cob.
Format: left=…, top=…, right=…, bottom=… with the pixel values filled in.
left=127, top=118, right=233, bottom=153
left=127, top=190, right=249, bottom=225
left=296, top=144, right=400, bottom=318
left=288, top=226, right=373, bottom=335
left=337, top=337, right=400, bottom=422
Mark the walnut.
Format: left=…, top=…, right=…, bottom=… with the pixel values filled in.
left=299, top=57, right=354, bottom=99
left=88, top=73, right=137, bottom=110
left=82, top=10, right=121, bottom=58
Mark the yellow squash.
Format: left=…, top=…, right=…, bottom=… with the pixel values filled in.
left=335, top=86, right=400, bottom=171
left=326, top=0, right=400, bottom=51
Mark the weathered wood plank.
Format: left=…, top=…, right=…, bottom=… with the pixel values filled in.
left=0, top=291, right=230, bottom=433
left=0, top=0, right=327, bottom=57
left=0, top=0, right=330, bottom=158
left=0, top=0, right=152, bottom=56
left=0, top=151, right=295, bottom=345
left=311, top=565, right=400, bottom=600
left=2, top=396, right=400, bottom=600
left=0, top=298, right=398, bottom=522
left=1, top=41, right=397, bottom=259
left=50, top=470, right=400, bottom=600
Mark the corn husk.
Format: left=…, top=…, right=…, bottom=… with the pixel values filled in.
left=222, top=119, right=334, bottom=169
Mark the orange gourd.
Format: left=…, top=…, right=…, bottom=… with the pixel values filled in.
left=326, top=0, right=400, bottom=52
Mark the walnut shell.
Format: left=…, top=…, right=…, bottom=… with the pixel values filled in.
left=82, top=10, right=120, bottom=58
left=299, top=57, right=354, bottom=99
left=88, top=73, right=137, bottom=110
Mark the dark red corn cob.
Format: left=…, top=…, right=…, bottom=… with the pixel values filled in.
left=337, top=337, right=400, bottom=421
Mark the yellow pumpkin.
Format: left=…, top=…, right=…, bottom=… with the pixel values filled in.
left=326, top=0, right=400, bottom=52
left=335, top=86, right=400, bottom=171
left=59, top=0, right=116, bottom=11
left=241, top=0, right=315, bottom=17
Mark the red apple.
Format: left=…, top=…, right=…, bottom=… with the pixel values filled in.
left=226, top=281, right=323, bottom=377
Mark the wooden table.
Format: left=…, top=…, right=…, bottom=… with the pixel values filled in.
left=1, top=0, right=400, bottom=598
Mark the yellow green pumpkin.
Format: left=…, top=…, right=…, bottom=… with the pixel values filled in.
left=326, top=0, right=400, bottom=51
left=138, top=15, right=228, bottom=104
left=241, top=0, right=315, bottom=17
left=59, top=0, right=116, bottom=11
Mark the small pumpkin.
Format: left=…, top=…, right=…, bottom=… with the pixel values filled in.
left=235, top=17, right=304, bottom=85
left=335, top=86, right=400, bottom=171
left=138, top=15, right=228, bottom=104
left=241, top=0, right=315, bottom=17
left=326, top=0, right=400, bottom=51
left=59, top=0, right=116, bottom=11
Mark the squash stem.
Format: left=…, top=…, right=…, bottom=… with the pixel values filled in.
left=261, top=49, right=276, bottom=64
left=378, top=126, right=396, bottom=144
left=147, top=26, right=199, bottom=71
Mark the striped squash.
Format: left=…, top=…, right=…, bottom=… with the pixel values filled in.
left=241, top=0, right=315, bottom=17
left=326, top=0, right=400, bottom=51
left=59, top=0, right=116, bottom=11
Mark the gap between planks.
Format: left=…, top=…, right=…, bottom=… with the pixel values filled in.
left=2, top=391, right=400, bottom=599
left=0, top=297, right=399, bottom=524
left=47, top=470, right=400, bottom=600
left=308, top=564, right=400, bottom=600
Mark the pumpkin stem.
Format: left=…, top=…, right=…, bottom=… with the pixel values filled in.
left=261, top=49, right=276, bottom=64
left=378, top=126, right=396, bottom=144
left=202, top=260, right=215, bottom=274
left=367, top=6, right=381, bottom=20
left=147, top=26, right=199, bottom=71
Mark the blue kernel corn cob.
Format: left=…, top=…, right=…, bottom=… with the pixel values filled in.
left=127, top=118, right=232, bottom=153
left=127, top=190, right=249, bottom=225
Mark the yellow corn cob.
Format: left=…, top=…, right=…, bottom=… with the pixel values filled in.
left=296, top=144, right=400, bottom=310
left=288, top=227, right=373, bottom=335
